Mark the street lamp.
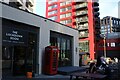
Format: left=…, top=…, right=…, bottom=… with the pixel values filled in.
left=103, top=32, right=106, bottom=58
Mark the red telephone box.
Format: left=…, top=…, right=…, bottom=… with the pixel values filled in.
left=44, top=46, right=59, bottom=75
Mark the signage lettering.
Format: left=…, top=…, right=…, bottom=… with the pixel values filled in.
left=3, top=28, right=27, bottom=45
left=6, top=30, right=23, bottom=41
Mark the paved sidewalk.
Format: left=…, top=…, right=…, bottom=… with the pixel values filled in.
left=1, top=74, right=71, bottom=80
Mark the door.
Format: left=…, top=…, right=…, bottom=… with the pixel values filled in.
left=50, top=36, right=72, bottom=67
left=2, top=46, right=13, bottom=77
left=59, top=38, right=72, bottom=67
left=13, top=46, right=26, bottom=75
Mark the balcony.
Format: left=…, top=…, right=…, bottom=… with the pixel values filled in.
left=75, top=3, right=87, bottom=10
left=80, top=19, right=88, bottom=23
left=93, top=12, right=100, bottom=17
left=95, top=26, right=101, bottom=29
left=93, top=6, right=99, bottom=12
left=28, top=5, right=33, bottom=12
left=26, top=0, right=34, bottom=7
left=15, top=0, right=23, bottom=7
left=76, top=11, right=88, bottom=17
left=79, top=33, right=88, bottom=38
left=95, top=30, right=101, bottom=35
left=76, top=17, right=88, bottom=23
left=96, top=35, right=102, bottom=40
left=93, top=2, right=99, bottom=7
left=75, top=0, right=87, bottom=3
left=78, top=26, right=88, bottom=30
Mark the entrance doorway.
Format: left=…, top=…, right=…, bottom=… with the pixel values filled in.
left=2, top=46, right=35, bottom=77
left=13, top=46, right=26, bottom=75
left=2, top=19, right=39, bottom=77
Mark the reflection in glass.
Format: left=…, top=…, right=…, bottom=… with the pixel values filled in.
left=50, top=32, right=72, bottom=67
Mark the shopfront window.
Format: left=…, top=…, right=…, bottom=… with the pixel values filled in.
left=50, top=31, right=72, bottom=67
left=2, top=32, right=38, bottom=77
left=2, top=19, right=39, bottom=77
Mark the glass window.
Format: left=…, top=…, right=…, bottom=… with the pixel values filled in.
left=112, top=20, right=114, bottom=24
left=48, top=4, right=57, bottom=10
left=101, top=26, right=104, bottom=29
left=108, top=28, right=110, bottom=31
left=60, top=6, right=71, bottom=12
left=111, top=42, right=115, bottom=47
left=49, top=16, right=57, bottom=20
left=75, top=2, right=87, bottom=9
left=60, top=14, right=65, bottom=18
left=116, top=42, right=120, bottom=47
left=79, top=40, right=89, bottom=52
left=116, top=20, right=118, bottom=25
left=48, top=0, right=53, bottom=4
left=60, top=13, right=72, bottom=19
left=60, top=20, right=66, bottom=24
left=66, top=1, right=71, bottom=5
left=60, top=1, right=71, bottom=6
left=66, top=13, right=72, bottom=17
left=76, top=16, right=88, bottom=22
left=66, top=6, right=72, bottom=11
left=107, top=25, right=110, bottom=28
left=48, top=0, right=58, bottom=4
left=48, top=10, right=57, bottom=15
left=79, top=31, right=88, bottom=37
left=107, top=43, right=109, bottom=47
left=60, top=2, right=65, bottom=6
left=60, top=8, right=66, bottom=12
left=50, top=31, right=72, bottom=67
left=66, top=19, right=72, bottom=23
left=60, top=19, right=72, bottom=24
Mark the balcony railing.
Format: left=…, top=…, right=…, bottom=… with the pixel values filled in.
left=76, top=17, right=88, bottom=23
left=28, top=6, right=33, bottom=12
left=75, top=3, right=87, bottom=9
left=76, top=11, right=88, bottom=16
left=78, top=26, right=88, bottom=30
left=95, top=26, right=101, bottom=29
left=15, top=0, right=23, bottom=7
left=79, top=33, right=88, bottom=38
left=94, top=12, right=100, bottom=17
left=80, top=19, right=88, bottom=23
left=96, top=35, right=102, bottom=40
left=93, top=2, right=99, bottom=7
left=27, top=0, right=34, bottom=7
left=93, top=6, right=99, bottom=12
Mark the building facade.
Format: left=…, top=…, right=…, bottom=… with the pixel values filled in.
left=119, top=1, right=120, bottom=18
left=1, top=0, right=35, bottom=12
left=96, top=16, right=120, bottom=58
left=46, top=0, right=100, bottom=59
left=100, top=16, right=120, bottom=35
left=1, top=3, right=79, bottom=78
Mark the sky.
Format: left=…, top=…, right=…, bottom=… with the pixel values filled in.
left=34, top=0, right=120, bottom=19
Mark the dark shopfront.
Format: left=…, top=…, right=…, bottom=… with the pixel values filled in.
left=50, top=31, right=73, bottom=67
left=2, top=18, right=39, bottom=77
